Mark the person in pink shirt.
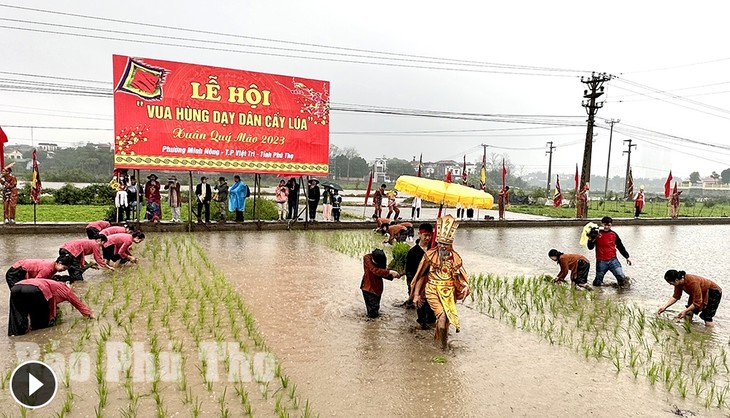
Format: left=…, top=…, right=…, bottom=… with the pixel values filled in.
left=86, top=220, right=111, bottom=239
left=99, top=224, right=135, bottom=236
left=59, top=235, right=111, bottom=281
left=5, top=256, right=74, bottom=289
left=8, top=278, right=93, bottom=336
left=103, top=231, right=145, bottom=267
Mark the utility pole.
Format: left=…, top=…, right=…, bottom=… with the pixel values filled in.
left=545, top=141, right=556, bottom=196
left=579, top=72, right=612, bottom=217
left=604, top=119, right=620, bottom=197
left=623, top=139, right=637, bottom=198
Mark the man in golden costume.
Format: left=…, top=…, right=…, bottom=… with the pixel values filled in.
left=411, top=215, right=470, bottom=349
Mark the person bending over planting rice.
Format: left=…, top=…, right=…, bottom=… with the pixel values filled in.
left=548, top=249, right=590, bottom=288
left=657, top=270, right=722, bottom=327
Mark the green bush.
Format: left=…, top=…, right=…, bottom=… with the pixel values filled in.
left=243, top=197, right=278, bottom=220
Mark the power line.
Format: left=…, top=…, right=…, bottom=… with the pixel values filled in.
left=621, top=57, right=730, bottom=75
left=0, top=4, right=589, bottom=75
left=0, top=23, right=581, bottom=78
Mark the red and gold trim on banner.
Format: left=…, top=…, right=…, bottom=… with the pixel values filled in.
left=114, top=154, right=328, bottom=174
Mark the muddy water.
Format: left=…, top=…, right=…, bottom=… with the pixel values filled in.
left=0, top=229, right=724, bottom=416
left=197, top=231, right=714, bottom=417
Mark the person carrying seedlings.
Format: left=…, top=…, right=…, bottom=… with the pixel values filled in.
left=102, top=231, right=145, bottom=267
left=8, top=278, right=93, bottom=336
left=6, top=255, right=75, bottom=289
left=59, top=235, right=112, bottom=281
left=386, top=190, right=400, bottom=220
left=360, top=248, right=400, bottom=318
left=411, top=215, right=470, bottom=349
left=586, top=216, right=632, bottom=288
left=85, top=220, right=111, bottom=239
left=404, top=223, right=437, bottom=329
left=548, top=249, right=590, bottom=288
left=657, top=270, right=722, bottom=327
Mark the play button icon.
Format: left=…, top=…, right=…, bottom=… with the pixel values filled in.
left=10, top=361, right=58, bottom=409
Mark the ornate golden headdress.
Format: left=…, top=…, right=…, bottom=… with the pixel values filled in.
left=436, top=214, right=459, bottom=244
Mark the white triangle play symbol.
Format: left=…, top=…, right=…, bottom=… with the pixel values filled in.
left=28, top=373, right=43, bottom=396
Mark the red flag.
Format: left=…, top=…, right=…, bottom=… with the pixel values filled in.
left=364, top=168, right=373, bottom=205
left=574, top=164, right=579, bottom=194
left=30, top=149, right=42, bottom=204
left=553, top=175, right=563, bottom=208
left=673, top=182, right=678, bottom=195
left=445, top=170, right=452, bottom=183
left=462, top=155, right=468, bottom=185
left=0, top=126, right=8, bottom=169
left=417, top=153, right=422, bottom=178
left=664, top=170, right=673, bottom=198
left=626, top=167, right=634, bottom=200
left=501, top=159, right=507, bottom=189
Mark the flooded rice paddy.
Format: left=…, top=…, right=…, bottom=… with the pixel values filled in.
left=0, top=224, right=727, bottom=417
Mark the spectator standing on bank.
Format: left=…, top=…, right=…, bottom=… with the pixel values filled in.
left=228, top=175, right=249, bottom=222
left=498, top=185, right=510, bottom=220
left=195, top=176, right=212, bottom=224
left=332, top=189, right=342, bottom=222
left=126, top=176, right=140, bottom=220
left=307, top=178, right=320, bottom=221
left=164, top=175, right=182, bottom=222
left=634, top=185, right=645, bottom=219
left=287, top=177, right=300, bottom=220
left=322, top=186, right=334, bottom=221
left=386, top=191, right=400, bottom=220
left=411, top=197, right=422, bottom=220
left=144, top=174, right=162, bottom=222
left=214, top=177, right=229, bottom=223
left=274, top=179, right=289, bottom=221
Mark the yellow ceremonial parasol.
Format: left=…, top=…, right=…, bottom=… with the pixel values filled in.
left=394, top=175, right=494, bottom=209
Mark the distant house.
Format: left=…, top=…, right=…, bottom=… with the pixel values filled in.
left=37, top=142, right=58, bottom=151
left=5, top=150, right=23, bottom=161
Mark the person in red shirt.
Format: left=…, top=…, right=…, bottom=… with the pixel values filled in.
left=372, top=184, right=386, bottom=218
left=99, top=224, right=134, bottom=236
left=59, top=235, right=111, bottom=281
left=548, top=249, right=590, bottom=288
left=657, top=270, right=723, bottom=327
left=360, top=249, right=400, bottom=318
left=86, top=220, right=111, bottom=239
left=586, top=216, right=632, bottom=287
left=8, top=278, right=94, bottom=336
left=103, top=231, right=145, bottom=267
left=6, top=256, right=74, bottom=289
left=634, top=186, right=645, bottom=219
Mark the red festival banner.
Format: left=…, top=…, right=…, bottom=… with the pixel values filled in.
left=112, top=55, right=330, bottom=175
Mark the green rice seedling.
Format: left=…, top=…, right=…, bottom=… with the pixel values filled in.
left=705, top=384, right=716, bottom=409
left=303, top=400, right=314, bottom=418
left=260, top=381, right=270, bottom=400
left=677, top=377, right=688, bottom=399
left=717, top=384, right=729, bottom=408
left=93, top=407, right=101, bottom=418
left=218, top=387, right=230, bottom=418
left=98, top=381, right=108, bottom=409
left=280, top=374, right=290, bottom=389
left=182, top=387, right=193, bottom=405
left=647, top=363, right=659, bottom=386
left=192, top=397, right=203, bottom=418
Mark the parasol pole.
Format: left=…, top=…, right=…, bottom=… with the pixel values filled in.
left=430, top=203, right=443, bottom=249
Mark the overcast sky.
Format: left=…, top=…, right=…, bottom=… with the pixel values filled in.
left=2, top=1, right=730, bottom=180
